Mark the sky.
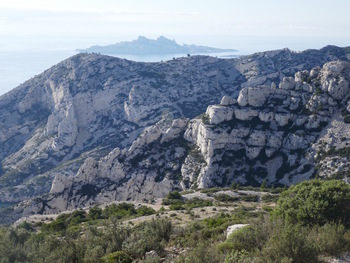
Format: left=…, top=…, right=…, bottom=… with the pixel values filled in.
left=1, top=0, right=350, bottom=50
left=1, top=0, right=350, bottom=95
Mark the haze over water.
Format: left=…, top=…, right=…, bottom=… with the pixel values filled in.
left=1, top=35, right=350, bottom=96
left=1, top=0, right=350, bottom=96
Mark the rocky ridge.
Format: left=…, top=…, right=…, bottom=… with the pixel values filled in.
left=1, top=46, right=348, bottom=204
left=4, top=59, right=350, bottom=223
left=60, top=60, right=350, bottom=198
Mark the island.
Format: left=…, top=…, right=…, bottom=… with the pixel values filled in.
left=77, top=36, right=236, bottom=55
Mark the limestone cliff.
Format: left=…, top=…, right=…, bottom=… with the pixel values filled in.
left=4, top=60, right=350, bottom=224
left=1, top=46, right=347, bottom=203
left=0, top=46, right=349, bottom=222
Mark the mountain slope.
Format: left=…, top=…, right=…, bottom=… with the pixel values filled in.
left=0, top=46, right=349, bottom=204
left=3, top=59, right=350, bottom=225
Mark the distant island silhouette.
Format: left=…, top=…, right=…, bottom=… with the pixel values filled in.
left=77, top=36, right=236, bottom=55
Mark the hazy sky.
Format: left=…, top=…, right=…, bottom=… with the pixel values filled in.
left=1, top=0, right=350, bottom=95
left=1, top=0, right=350, bottom=50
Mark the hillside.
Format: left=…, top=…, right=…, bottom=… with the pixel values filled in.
left=0, top=46, right=348, bottom=206
left=0, top=46, right=349, bottom=223
left=0, top=47, right=349, bottom=224
left=2, top=180, right=350, bottom=262
left=8, top=59, right=349, bottom=218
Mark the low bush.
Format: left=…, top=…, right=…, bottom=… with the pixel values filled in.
left=239, top=195, right=259, bottom=202
left=214, top=194, right=239, bottom=202
left=261, top=194, right=279, bottom=203
left=308, top=223, right=350, bottom=256
left=102, top=251, right=132, bottom=263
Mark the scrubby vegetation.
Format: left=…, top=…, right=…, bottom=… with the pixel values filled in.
left=0, top=180, right=349, bottom=262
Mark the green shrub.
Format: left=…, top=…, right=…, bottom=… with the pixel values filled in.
left=259, top=222, right=318, bottom=263
left=274, top=179, right=350, bottom=227
left=308, top=223, right=350, bottom=256
left=123, top=219, right=172, bottom=258
left=184, top=198, right=213, bottom=209
left=175, top=241, right=225, bottom=263
left=170, top=203, right=184, bottom=210
left=43, top=211, right=87, bottom=234
left=239, top=195, right=259, bottom=202
left=200, top=187, right=222, bottom=194
left=261, top=194, right=279, bottom=203
left=136, top=206, right=156, bottom=216
left=88, top=206, right=103, bottom=220
left=167, top=191, right=182, bottom=200
left=218, top=226, right=252, bottom=252
left=219, top=216, right=272, bottom=254
left=102, top=251, right=132, bottom=263
left=102, top=203, right=137, bottom=219
left=214, top=194, right=239, bottom=202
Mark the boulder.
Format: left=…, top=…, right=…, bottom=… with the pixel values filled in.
left=279, top=76, right=295, bottom=90
left=234, top=108, right=259, bottom=121
left=238, top=86, right=272, bottom=107
left=259, top=111, right=274, bottom=122
left=220, top=96, right=236, bottom=106
left=275, top=113, right=292, bottom=126
left=206, top=105, right=234, bottom=125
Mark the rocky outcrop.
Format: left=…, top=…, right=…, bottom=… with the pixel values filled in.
left=0, top=46, right=350, bottom=223
left=4, top=60, right=350, bottom=224
left=1, top=46, right=347, bottom=203
left=237, top=86, right=272, bottom=107
left=183, top=61, right=350, bottom=188
left=36, top=118, right=189, bottom=212
left=0, top=53, right=245, bottom=202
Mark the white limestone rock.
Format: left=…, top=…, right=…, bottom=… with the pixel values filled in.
left=295, top=70, right=309, bottom=83
left=284, top=134, right=309, bottom=150
left=259, top=111, right=274, bottom=122
left=206, top=105, right=234, bottom=125
left=279, top=76, right=295, bottom=90
left=50, top=174, right=74, bottom=194
left=246, top=130, right=267, bottom=147
left=275, top=113, right=292, bottom=126
left=310, top=67, right=320, bottom=78
left=295, top=116, right=308, bottom=126
left=306, top=115, right=321, bottom=130
left=220, top=96, right=236, bottom=106
left=302, top=83, right=314, bottom=93
left=237, top=87, right=249, bottom=106
left=161, top=118, right=189, bottom=143
left=246, top=146, right=263, bottom=160
left=321, top=61, right=350, bottom=100
left=290, top=96, right=301, bottom=110
left=234, top=108, right=259, bottom=121
left=128, top=125, right=162, bottom=153
left=4, top=50, right=350, bottom=224
left=238, top=86, right=272, bottom=107
left=266, top=132, right=283, bottom=150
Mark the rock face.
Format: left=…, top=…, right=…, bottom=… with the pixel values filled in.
left=1, top=46, right=347, bottom=203
left=0, top=53, right=244, bottom=202
left=3, top=60, right=350, bottom=224
left=0, top=46, right=350, bottom=223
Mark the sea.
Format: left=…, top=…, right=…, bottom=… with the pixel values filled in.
left=1, top=36, right=349, bottom=96
left=0, top=202, right=16, bottom=208
left=0, top=48, right=241, bottom=96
